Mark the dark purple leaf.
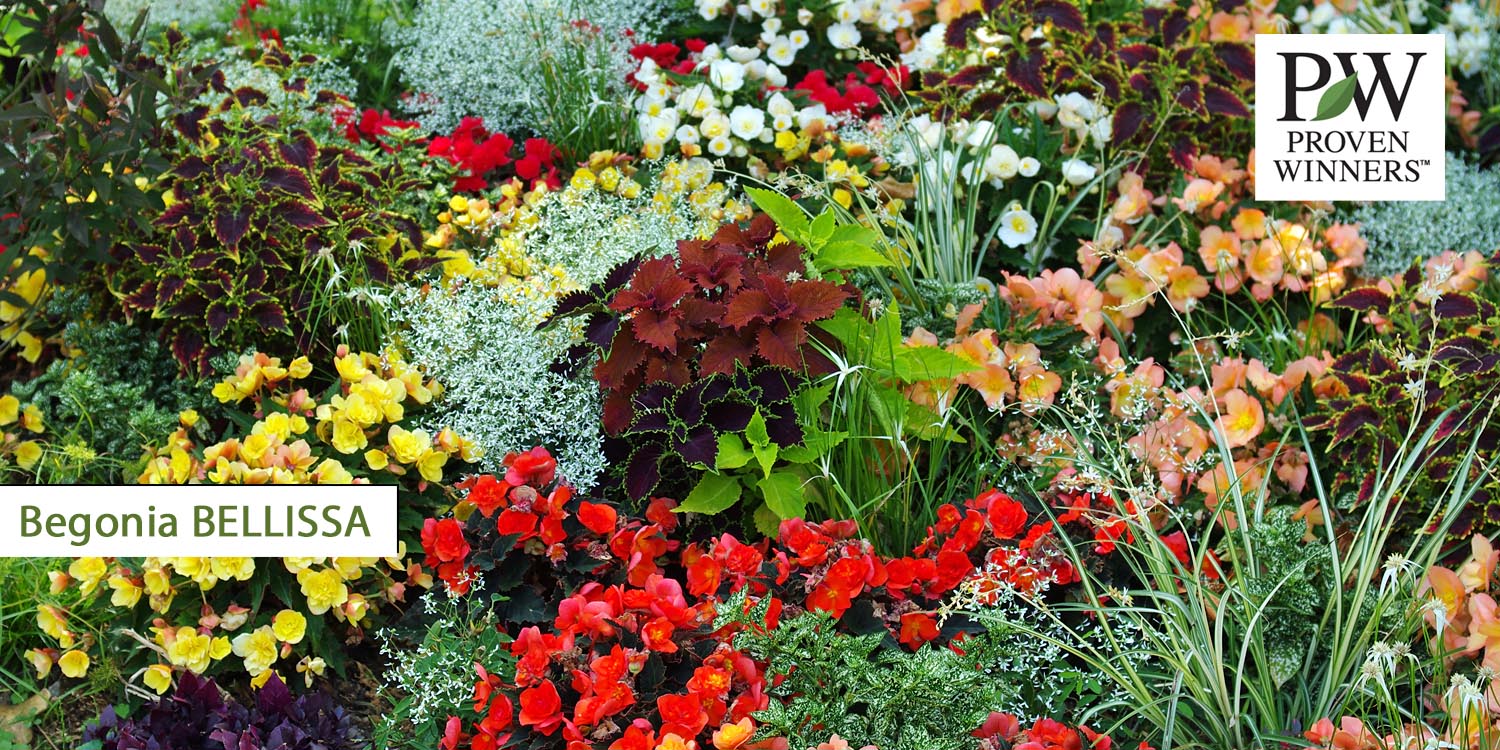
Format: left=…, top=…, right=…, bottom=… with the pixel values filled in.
left=1331, top=287, right=1392, bottom=311
left=1032, top=0, right=1085, bottom=32
left=1216, top=42, right=1255, bottom=80
left=277, top=201, right=330, bottom=229
left=262, top=166, right=315, bottom=198
left=1006, top=48, right=1047, bottom=97
left=214, top=207, right=251, bottom=248
left=1114, top=101, right=1148, bottom=142
left=1203, top=85, right=1250, bottom=117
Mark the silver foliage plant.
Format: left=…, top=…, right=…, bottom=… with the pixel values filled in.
left=1344, top=153, right=1500, bottom=278
left=391, top=0, right=664, bottom=134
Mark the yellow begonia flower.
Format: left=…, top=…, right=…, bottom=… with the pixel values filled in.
left=386, top=425, right=431, bottom=465
left=329, top=418, right=367, bottom=455
left=231, top=626, right=279, bottom=675
left=0, top=394, right=18, bottom=425
left=288, top=356, right=313, bottom=379
left=108, top=575, right=143, bottom=608
left=296, top=656, right=325, bottom=687
left=210, top=635, right=232, bottom=660
left=21, top=404, right=42, bottom=432
left=272, top=609, right=307, bottom=644
left=282, top=557, right=323, bottom=574
left=417, top=450, right=448, bottom=483
left=166, top=627, right=215, bottom=673
left=143, top=663, right=174, bottom=694
left=15, top=440, right=42, bottom=470
left=297, top=568, right=349, bottom=615
left=59, top=650, right=89, bottom=678
left=210, top=557, right=255, bottom=581
left=342, top=594, right=369, bottom=625
left=364, top=449, right=389, bottom=471
left=330, top=557, right=366, bottom=581
left=251, top=669, right=279, bottom=689
left=179, top=409, right=200, bottom=427
left=69, top=557, right=107, bottom=595
left=25, top=648, right=53, bottom=679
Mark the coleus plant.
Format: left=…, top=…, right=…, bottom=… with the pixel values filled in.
left=929, top=0, right=1254, bottom=170
left=551, top=202, right=888, bottom=503
left=113, top=55, right=431, bottom=374
left=1308, top=258, right=1500, bottom=541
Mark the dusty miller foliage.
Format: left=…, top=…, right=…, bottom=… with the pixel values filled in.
left=1343, top=153, right=1500, bottom=278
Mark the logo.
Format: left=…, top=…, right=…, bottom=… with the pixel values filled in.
left=1255, top=34, right=1445, bottom=201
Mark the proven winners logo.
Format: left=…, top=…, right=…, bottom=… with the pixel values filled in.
left=1255, top=34, right=1445, bottom=202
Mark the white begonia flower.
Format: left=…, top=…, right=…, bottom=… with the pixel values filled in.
left=746, top=60, right=769, bottom=80
left=798, top=104, right=830, bottom=130
left=1089, top=117, right=1113, bottom=147
left=709, top=59, right=747, bottom=92
left=828, top=23, right=862, bottom=50
left=730, top=105, right=767, bottom=140
left=1450, top=2, right=1477, bottom=29
left=901, top=24, right=946, bottom=70
left=772, top=114, right=794, bottom=131
left=748, top=0, right=773, bottom=16
left=708, top=135, right=734, bottom=156
left=764, top=64, right=787, bottom=88
left=698, top=0, right=729, bottom=20
left=700, top=111, right=731, bottom=139
left=983, top=144, right=1021, bottom=179
left=997, top=204, right=1039, bottom=247
left=636, top=58, right=661, bottom=86
left=908, top=114, right=944, bottom=149
left=727, top=45, right=761, bottom=63
left=965, top=120, right=997, bottom=148
left=766, top=92, right=796, bottom=118
left=836, top=2, right=859, bottom=23
left=1028, top=99, right=1059, bottom=120
left=961, top=160, right=988, bottom=185
left=767, top=36, right=797, bottom=66
left=675, top=124, right=702, bottom=144
left=1061, top=158, right=1097, bottom=186
left=1055, top=92, right=1095, bottom=130
left=736, top=2, right=753, bottom=19
left=877, top=12, right=900, bottom=32
left=641, top=115, right=676, bottom=143
left=678, top=83, right=717, bottom=117
left=1309, top=2, right=1336, bottom=27
left=789, top=29, right=811, bottom=49
left=1018, top=156, right=1041, bottom=177
left=762, top=17, right=782, bottom=33
left=797, top=7, right=814, bottom=24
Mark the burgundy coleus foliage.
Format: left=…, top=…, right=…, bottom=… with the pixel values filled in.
left=929, top=0, right=1253, bottom=170
left=1307, top=268, right=1500, bottom=540
left=422, top=447, right=1109, bottom=750
left=116, top=74, right=428, bottom=374
left=596, top=214, right=849, bottom=432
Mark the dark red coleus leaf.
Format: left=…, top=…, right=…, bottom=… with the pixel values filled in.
left=1113, top=102, right=1148, bottom=143
left=1170, top=135, right=1198, bottom=170
left=263, top=166, right=316, bottom=198
left=1433, top=293, right=1481, bottom=320
left=1216, top=42, right=1255, bottom=80
left=1032, top=0, right=1085, bottom=31
left=1117, top=44, right=1159, bottom=68
left=1203, top=85, right=1249, bottom=117
left=1331, top=287, right=1392, bottom=311
left=214, top=207, right=251, bottom=248
left=1006, top=48, right=1048, bottom=98
left=206, top=299, right=234, bottom=337
left=277, top=201, right=330, bottom=229
left=945, top=11, right=984, bottom=49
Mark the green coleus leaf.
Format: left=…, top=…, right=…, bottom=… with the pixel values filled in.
left=745, top=186, right=810, bottom=244
left=810, top=209, right=835, bottom=245
left=758, top=471, right=807, bottom=519
left=813, top=241, right=893, bottom=272
left=1314, top=73, right=1359, bottom=121
left=745, top=409, right=771, bottom=447
left=715, top=433, right=753, bottom=470
left=753, top=442, right=779, bottom=478
left=675, top=473, right=743, bottom=515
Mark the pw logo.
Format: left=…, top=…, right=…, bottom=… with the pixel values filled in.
left=1277, top=52, right=1425, bottom=122
left=1255, top=34, right=1444, bottom=202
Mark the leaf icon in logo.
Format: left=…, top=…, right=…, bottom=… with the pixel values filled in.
left=1313, top=73, right=1359, bottom=121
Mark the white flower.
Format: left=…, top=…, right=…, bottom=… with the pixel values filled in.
left=1060, top=158, right=1097, bottom=186
left=745, top=59, right=768, bottom=80
left=640, top=115, right=676, bottom=142
left=700, top=43, right=723, bottom=62
left=677, top=83, right=717, bottom=117
left=729, top=105, right=766, bottom=140
left=707, top=135, right=733, bottom=156
left=675, top=124, right=701, bottom=144
left=635, top=58, right=661, bottom=86
left=877, top=12, right=900, bottom=32
left=708, top=59, right=746, bottom=92
left=835, top=2, right=859, bottom=23
left=983, top=144, right=1021, bottom=179
left=1029, top=99, right=1059, bottom=120
left=772, top=113, right=794, bottom=131
left=997, top=204, right=1038, bottom=247
left=827, top=22, right=862, bottom=50
left=1055, top=92, right=1096, bottom=130
left=748, top=0, right=773, bottom=15
left=762, top=17, right=782, bottom=33
left=698, top=0, right=730, bottom=19
left=763, top=63, right=787, bottom=88
left=766, top=91, right=796, bottom=118
left=767, top=36, right=797, bottom=66
left=797, top=104, right=830, bottom=130
left=1089, top=117, right=1113, bottom=147
left=699, top=111, right=731, bottom=139
left=1018, top=156, right=1041, bottom=177
left=727, top=44, right=761, bottom=63
left=965, top=120, right=997, bottom=148
left=797, top=7, right=813, bottom=25
left=789, top=29, right=811, bottom=49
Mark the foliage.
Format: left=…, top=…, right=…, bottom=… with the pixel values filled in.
left=1341, top=155, right=1500, bottom=278
left=0, top=6, right=208, bottom=356
left=112, top=55, right=431, bottom=375
left=374, top=594, right=514, bottom=750
left=1309, top=253, right=1500, bottom=540
left=80, top=672, right=359, bottom=750
left=243, top=0, right=417, bottom=110
left=924, top=0, right=1261, bottom=172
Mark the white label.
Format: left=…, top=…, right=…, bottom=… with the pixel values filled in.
left=1254, top=33, right=1445, bottom=202
left=1, top=486, right=399, bottom=557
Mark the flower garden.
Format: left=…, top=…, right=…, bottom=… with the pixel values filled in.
left=2, top=0, right=1500, bottom=748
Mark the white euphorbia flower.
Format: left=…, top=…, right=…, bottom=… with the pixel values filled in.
left=762, top=17, right=782, bottom=33
left=797, top=7, right=813, bottom=25
left=997, top=204, right=1039, bottom=247
left=1061, top=159, right=1097, bottom=186
left=766, top=92, right=796, bottom=119
left=729, top=105, right=766, bottom=140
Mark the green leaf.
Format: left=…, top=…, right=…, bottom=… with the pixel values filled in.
left=745, top=186, right=810, bottom=243
left=745, top=409, right=770, bottom=447
left=753, top=441, right=779, bottom=477
left=810, top=209, right=835, bottom=246
left=758, top=472, right=807, bottom=518
left=753, top=502, right=782, bottom=536
left=675, top=473, right=744, bottom=515
left=892, top=345, right=983, bottom=383
left=715, top=433, right=753, bottom=470
left=1313, top=73, right=1359, bottom=121
left=814, top=241, right=894, bottom=272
